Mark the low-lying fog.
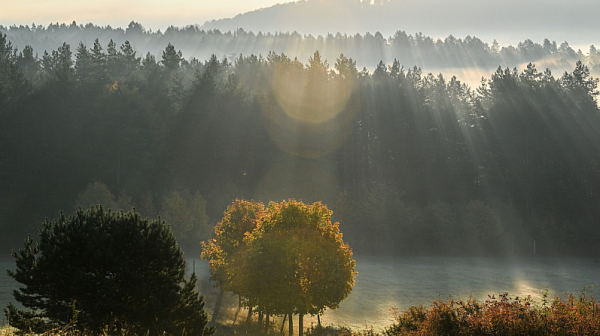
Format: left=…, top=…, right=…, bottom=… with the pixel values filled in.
left=6, top=256, right=597, bottom=330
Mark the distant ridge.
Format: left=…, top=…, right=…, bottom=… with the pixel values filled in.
left=200, top=0, right=600, bottom=47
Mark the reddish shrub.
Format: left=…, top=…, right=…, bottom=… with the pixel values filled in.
left=385, top=292, right=600, bottom=336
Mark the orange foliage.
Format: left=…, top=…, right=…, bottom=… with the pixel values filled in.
left=201, top=199, right=356, bottom=318
left=244, top=199, right=356, bottom=315
left=386, top=292, right=600, bottom=335
left=200, top=199, right=265, bottom=295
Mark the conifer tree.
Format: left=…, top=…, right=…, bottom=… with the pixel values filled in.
left=5, top=207, right=215, bottom=336
left=162, top=43, right=183, bottom=72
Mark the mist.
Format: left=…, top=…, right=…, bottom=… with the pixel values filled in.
left=3, top=22, right=600, bottom=89
left=2, top=0, right=600, bottom=333
left=1, top=31, right=599, bottom=256
left=201, top=0, right=600, bottom=49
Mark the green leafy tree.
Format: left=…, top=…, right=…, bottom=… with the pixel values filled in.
left=5, top=207, right=215, bottom=336
left=74, top=181, right=118, bottom=210
left=160, top=190, right=211, bottom=255
left=74, top=181, right=132, bottom=212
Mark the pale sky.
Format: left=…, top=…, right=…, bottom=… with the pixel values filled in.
left=1, top=0, right=287, bottom=30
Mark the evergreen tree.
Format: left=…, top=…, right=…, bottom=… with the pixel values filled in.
left=0, top=33, right=30, bottom=107
left=5, top=207, right=215, bottom=336
left=120, top=40, right=140, bottom=74
left=162, top=43, right=183, bottom=72
left=15, top=45, right=39, bottom=83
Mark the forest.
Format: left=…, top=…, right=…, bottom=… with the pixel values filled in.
left=1, top=31, right=599, bottom=257
left=3, top=22, right=600, bottom=77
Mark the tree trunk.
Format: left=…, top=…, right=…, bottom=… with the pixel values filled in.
left=258, top=311, right=264, bottom=326
left=280, top=314, right=287, bottom=335
left=231, top=296, right=242, bottom=326
left=247, top=306, right=253, bottom=323
left=265, top=313, right=270, bottom=330
left=299, top=313, right=304, bottom=336
left=212, top=288, right=224, bottom=322
left=317, top=314, right=321, bottom=327
left=288, top=313, right=293, bottom=336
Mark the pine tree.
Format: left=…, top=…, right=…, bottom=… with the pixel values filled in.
left=162, top=43, right=183, bottom=72
left=5, top=207, right=215, bottom=336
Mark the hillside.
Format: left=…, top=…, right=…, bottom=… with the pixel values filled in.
left=200, top=0, right=600, bottom=47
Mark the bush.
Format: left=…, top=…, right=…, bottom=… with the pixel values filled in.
left=4, top=206, right=215, bottom=336
left=385, top=292, right=600, bottom=336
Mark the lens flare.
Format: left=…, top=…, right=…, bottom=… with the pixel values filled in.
left=261, top=67, right=359, bottom=158
left=271, top=65, right=354, bottom=124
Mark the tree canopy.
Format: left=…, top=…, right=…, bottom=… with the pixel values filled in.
left=1, top=32, right=600, bottom=257
left=244, top=200, right=356, bottom=317
left=5, top=207, right=215, bottom=336
left=202, top=199, right=356, bottom=335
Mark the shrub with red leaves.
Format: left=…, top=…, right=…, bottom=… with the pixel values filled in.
left=385, top=292, right=600, bottom=336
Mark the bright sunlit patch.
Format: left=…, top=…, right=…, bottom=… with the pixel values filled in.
left=261, top=65, right=359, bottom=158
left=436, top=67, right=490, bottom=89
left=270, top=64, right=354, bottom=124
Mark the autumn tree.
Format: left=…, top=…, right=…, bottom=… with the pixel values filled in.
left=200, top=199, right=265, bottom=322
left=244, top=200, right=356, bottom=336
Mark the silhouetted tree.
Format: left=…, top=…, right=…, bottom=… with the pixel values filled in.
left=5, top=207, right=215, bottom=336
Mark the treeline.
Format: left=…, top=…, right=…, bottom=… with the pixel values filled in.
left=3, top=22, right=600, bottom=74
left=1, top=33, right=599, bottom=256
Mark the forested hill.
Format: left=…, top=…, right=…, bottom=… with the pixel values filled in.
left=3, top=22, right=600, bottom=80
left=1, top=33, right=600, bottom=257
left=200, top=0, right=600, bottom=46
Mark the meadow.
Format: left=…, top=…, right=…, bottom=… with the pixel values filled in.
left=2, top=256, right=599, bottom=331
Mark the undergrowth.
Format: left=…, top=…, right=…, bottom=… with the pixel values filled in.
left=385, top=291, right=600, bottom=335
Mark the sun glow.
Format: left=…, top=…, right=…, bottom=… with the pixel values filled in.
left=261, top=61, right=359, bottom=158
left=270, top=63, right=354, bottom=124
